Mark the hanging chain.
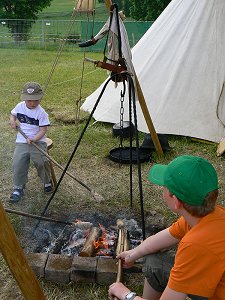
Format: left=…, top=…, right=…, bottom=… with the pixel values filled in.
left=119, top=80, right=126, bottom=149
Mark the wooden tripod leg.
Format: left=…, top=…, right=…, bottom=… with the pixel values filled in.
left=48, top=159, right=57, bottom=187
left=46, top=138, right=57, bottom=188
left=0, top=201, right=46, bottom=299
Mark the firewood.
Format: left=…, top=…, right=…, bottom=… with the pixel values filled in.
left=79, top=227, right=102, bottom=257
left=114, top=220, right=126, bottom=300
left=123, top=229, right=130, bottom=251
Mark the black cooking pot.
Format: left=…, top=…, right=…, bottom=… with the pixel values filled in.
left=112, top=121, right=135, bottom=138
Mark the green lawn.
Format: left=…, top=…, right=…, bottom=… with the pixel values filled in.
left=39, top=0, right=109, bottom=20
left=41, top=0, right=77, bottom=14
left=0, top=47, right=225, bottom=299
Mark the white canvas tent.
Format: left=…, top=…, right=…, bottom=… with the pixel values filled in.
left=81, top=0, right=225, bottom=143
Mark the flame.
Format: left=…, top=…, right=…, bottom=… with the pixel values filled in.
left=93, top=224, right=115, bottom=256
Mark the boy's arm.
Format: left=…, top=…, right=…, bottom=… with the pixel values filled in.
left=9, top=114, right=17, bottom=129
left=119, top=228, right=179, bottom=266
left=27, top=126, right=48, bottom=144
left=160, top=286, right=187, bottom=300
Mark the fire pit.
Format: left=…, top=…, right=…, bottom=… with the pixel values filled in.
left=26, top=218, right=143, bottom=284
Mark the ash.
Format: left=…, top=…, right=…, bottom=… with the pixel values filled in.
left=35, top=226, right=87, bottom=256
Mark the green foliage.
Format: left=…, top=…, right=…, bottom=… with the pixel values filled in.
left=112, top=0, right=132, bottom=17
left=0, top=0, right=53, bottom=42
left=130, top=0, right=172, bottom=21
left=0, top=0, right=52, bottom=19
left=106, top=0, right=172, bottom=20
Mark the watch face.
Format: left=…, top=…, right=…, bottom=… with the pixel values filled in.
left=125, top=292, right=136, bottom=300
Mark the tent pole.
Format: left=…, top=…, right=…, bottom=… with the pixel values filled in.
left=105, top=0, right=112, bottom=11
left=134, top=74, right=164, bottom=156
left=0, top=201, right=46, bottom=299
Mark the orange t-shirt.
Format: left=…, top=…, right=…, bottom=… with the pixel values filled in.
left=168, top=205, right=225, bottom=299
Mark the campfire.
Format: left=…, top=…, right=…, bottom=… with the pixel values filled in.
left=36, top=219, right=142, bottom=258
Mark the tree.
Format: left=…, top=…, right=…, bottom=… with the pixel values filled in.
left=0, top=0, right=52, bottom=42
left=99, top=0, right=171, bottom=20
left=130, top=0, right=172, bottom=21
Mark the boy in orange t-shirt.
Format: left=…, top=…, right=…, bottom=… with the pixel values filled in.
left=108, top=155, right=225, bottom=300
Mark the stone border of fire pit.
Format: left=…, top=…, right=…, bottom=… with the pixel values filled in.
left=26, top=253, right=121, bottom=284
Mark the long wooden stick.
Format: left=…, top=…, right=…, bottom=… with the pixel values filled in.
left=16, top=126, right=104, bottom=202
left=0, top=201, right=46, bottom=299
left=113, top=220, right=127, bottom=300
left=5, top=207, right=92, bottom=229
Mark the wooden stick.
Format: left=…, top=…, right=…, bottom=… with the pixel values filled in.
left=5, top=207, right=92, bottom=229
left=0, top=201, right=46, bottom=299
left=123, top=229, right=130, bottom=251
left=16, top=126, right=104, bottom=202
left=113, top=220, right=127, bottom=300
left=115, top=231, right=124, bottom=282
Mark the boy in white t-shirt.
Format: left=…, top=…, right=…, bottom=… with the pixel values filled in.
left=9, top=82, right=53, bottom=202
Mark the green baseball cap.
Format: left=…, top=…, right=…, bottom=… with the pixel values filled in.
left=21, top=82, right=44, bottom=101
left=148, top=155, right=218, bottom=206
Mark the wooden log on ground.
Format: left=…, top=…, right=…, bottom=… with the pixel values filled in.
left=79, top=227, right=102, bottom=257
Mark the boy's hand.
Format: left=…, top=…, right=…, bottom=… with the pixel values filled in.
left=9, top=114, right=17, bottom=129
left=117, top=249, right=136, bottom=268
left=26, top=138, right=33, bottom=145
left=108, top=282, right=131, bottom=300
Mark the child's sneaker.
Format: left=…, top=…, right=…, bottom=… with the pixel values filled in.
left=10, top=189, right=24, bottom=203
left=44, top=183, right=53, bottom=194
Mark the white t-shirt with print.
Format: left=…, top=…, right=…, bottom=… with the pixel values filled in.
left=11, top=101, right=50, bottom=143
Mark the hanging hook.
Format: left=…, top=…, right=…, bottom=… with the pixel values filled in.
left=120, top=78, right=126, bottom=98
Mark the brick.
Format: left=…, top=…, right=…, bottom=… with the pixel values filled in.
left=45, top=254, right=73, bottom=283
left=26, top=253, right=48, bottom=278
left=96, top=258, right=117, bottom=284
left=71, top=256, right=97, bottom=283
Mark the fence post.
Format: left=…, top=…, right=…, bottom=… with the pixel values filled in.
left=42, top=19, right=45, bottom=48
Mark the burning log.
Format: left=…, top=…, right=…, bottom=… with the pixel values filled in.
left=79, top=227, right=102, bottom=257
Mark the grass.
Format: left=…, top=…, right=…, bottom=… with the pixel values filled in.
left=38, top=0, right=111, bottom=20
left=0, top=47, right=225, bottom=299
left=38, top=0, right=135, bottom=21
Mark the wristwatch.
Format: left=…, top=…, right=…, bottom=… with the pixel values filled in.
left=125, top=291, right=137, bottom=300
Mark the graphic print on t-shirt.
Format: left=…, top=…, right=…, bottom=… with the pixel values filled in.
left=17, top=113, right=39, bottom=126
